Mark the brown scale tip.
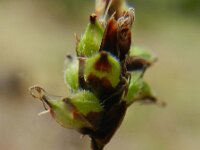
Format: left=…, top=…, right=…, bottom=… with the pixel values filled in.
left=99, top=51, right=108, bottom=61
left=90, top=13, right=97, bottom=24
left=95, top=52, right=112, bottom=72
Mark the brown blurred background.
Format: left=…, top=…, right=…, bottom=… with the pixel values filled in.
left=0, top=0, right=200, bottom=150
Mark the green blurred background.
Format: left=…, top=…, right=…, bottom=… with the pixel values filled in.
left=0, top=0, right=200, bottom=150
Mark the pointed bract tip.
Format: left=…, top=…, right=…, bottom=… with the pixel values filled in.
left=29, top=85, right=45, bottom=100
left=90, top=13, right=97, bottom=23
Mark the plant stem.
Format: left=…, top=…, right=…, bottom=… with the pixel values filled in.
left=91, top=138, right=104, bottom=150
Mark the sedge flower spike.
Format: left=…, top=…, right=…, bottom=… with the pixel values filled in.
left=30, top=1, right=165, bottom=150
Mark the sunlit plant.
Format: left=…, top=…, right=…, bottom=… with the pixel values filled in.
left=30, top=0, right=165, bottom=149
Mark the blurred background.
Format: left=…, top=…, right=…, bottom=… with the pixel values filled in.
left=0, top=0, right=200, bottom=150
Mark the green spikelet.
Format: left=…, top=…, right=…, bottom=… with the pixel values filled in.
left=70, top=90, right=103, bottom=115
left=125, top=71, right=156, bottom=106
left=77, top=14, right=104, bottom=57
left=84, top=51, right=121, bottom=88
left=130, top=46, right=158, bottom=63
left=64, top=55, right=79, bottom=91
left=29, top=86, right=102, bottom=129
